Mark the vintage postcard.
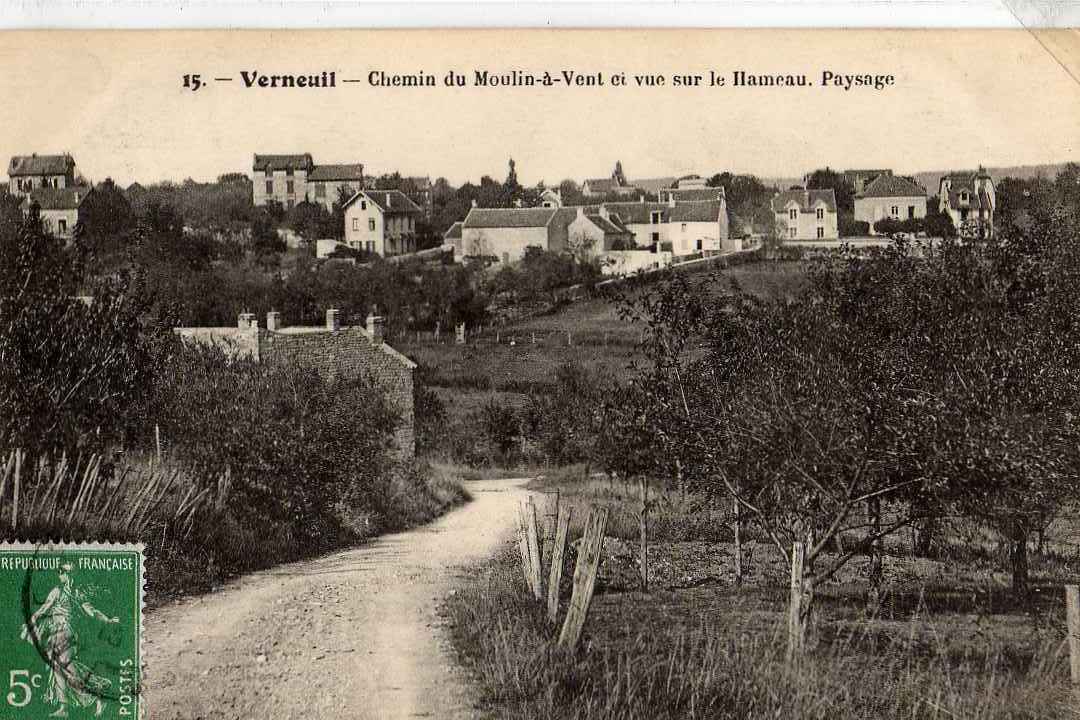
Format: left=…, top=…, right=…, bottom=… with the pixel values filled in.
left=0, top=27, right=1079, bottom=720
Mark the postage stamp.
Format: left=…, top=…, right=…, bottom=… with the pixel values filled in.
left=0, top=543, right=143, bottom=720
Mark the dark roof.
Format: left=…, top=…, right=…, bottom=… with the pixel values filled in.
left=463, top=207, right=557, bottom=229
left=941, top=171, right=993, bottom=210
left=22, top=185, right=92, bottom=210
left=632, top=177, right=677, bottom=193
left=9, top=154, right=75, bottom=176
left=771, top=189, right=837, bottom=213
left=857, top=173, right=926, bottom=198
left=586, top=214, right=632, bottom=236
left=444, top=221, right=463, bottom=240
left=252, top=154, right=314, bottom=172
left=344, top=190, right=421, bottom=215
left=670, top=200, right=726, bottom=222
left=308, top=164, right=364, bottom=181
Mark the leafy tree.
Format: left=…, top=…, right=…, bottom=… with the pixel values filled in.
left=805, top=167, right=854, bottom=213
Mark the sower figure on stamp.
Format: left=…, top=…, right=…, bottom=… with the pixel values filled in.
left=21, top=562, right=119, bottom=717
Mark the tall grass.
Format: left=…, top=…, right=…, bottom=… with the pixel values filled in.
left=445, top=550, right=1076, bottom=720
left=0, top=448, right=221, bottom=540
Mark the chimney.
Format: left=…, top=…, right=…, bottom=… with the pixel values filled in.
left=366, top=313, right=385, bottom=344
left=238, top=312, right=256, bottom=329
left=266, top=310, right=281, bottom=331
left=326, top=308, right=340, bottom=332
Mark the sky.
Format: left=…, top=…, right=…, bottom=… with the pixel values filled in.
left=0, top=29, right=1076, bottom=187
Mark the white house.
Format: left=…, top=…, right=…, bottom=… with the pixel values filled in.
left=460, top=207, right=576, bottom=264
left=599, top=190, right=733, bottom=255
left=854, top=174, right=927, bottom=234
left=342, top=190, right=422, bottom=257
left=771, top=188, right=839, bottom=240
left=939, top=168, right=995, bottom=238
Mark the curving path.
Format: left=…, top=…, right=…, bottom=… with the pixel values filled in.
left=143, top=478, right=528, bottom=719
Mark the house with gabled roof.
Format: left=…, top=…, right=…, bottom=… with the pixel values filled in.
left=854, top=173, right=927, bottom=234
left=460, top=206, right=576, bottom=263
left=771, top=188, right=838, bottom=240
left=20, top=185, right=93, bottom=240
left=307, top=164, right=365, bottom=211
left=342, top=189, right=423, bottom=256
left=252, top=154, right=314, bottom=209
left=567, top=206, right=635, bottom=253
left=939, top=167, right=995, bottom=238
left=9, top=154, right=78, bottom=198
left=842, top=168, right=891, bottom=196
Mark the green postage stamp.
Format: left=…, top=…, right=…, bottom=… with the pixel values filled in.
left=0, top=543, right=143, bottom=719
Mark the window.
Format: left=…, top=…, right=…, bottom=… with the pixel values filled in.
left=816, top=208, right=824, bottom=220
left=286, top=181, right=294, bottom=194
left=58, top=219, right=67, bottom=234
left=366, top=241, right=375, bottom=254
left=890, top=206, right=899, bottom=217
left=681, top=223, right=687, bottom=232
left=789, top=208, right=797, bottom=220
left=695, top=238, right=702, bottom=251
left=361, top=200, right=367, bottom=210
left=265, top=180, right=273, bottom=195
left=789, top=226, right=797, bottom=239
left=650, top=211, right=661, bottom=224
left=286, top=167, right=294, bottom=177
left=368, top=218, right=376, bottom=232
left=908, top=206, right=915, bottom=219
left=352, top=218, right=360, bottom=231
left=816, top=226, right=824, bottom=239
left=959, top=191, right=969, bottom=203
left=651, top=232, right=660, bottom=244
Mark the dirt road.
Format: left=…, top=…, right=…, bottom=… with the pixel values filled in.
left=144, top=478, right=528, bottom=720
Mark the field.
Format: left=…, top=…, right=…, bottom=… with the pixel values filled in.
left=402, top=260, right=810, bottom=429
left=443, top=472, right=1080, bottom=719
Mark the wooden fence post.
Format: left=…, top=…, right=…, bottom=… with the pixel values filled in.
left=558, top=506, right=609, bottom=649
left=517, top=502, right=534, bottom=591
left=1067, top=585, right=1080, bottom=706
left=547, top=503, right=572, bottom=623
left=524, top=498, right=544, bottom=600
left=541, top=491, right=559, bottom=579
left=639, top=475, right=649, bottom=591
left=786, top=540, right=806, bottom=664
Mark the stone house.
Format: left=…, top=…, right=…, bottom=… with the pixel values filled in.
left=307, top=164, right=366, bottom=211
left=342, top=190, right=423, bottom=257
left=772, top=188, right=839, bottom=240
left=252, top=154, right=313, bottom=210
left=8, top=154, right=78, bottom=198
left=592, top=191, right=732, bottom=255
left=566, top=206, right=635, bottom=254
left=939, top=168, right=995, bottom=238
left=854, top=174, right=927, bottom=234
left=175, top=310, right=417, bottom=457
left=21, top=185, right=93, bottom=240
left=460, top=206, right=577, bottom=263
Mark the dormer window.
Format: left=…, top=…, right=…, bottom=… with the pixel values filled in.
left=789, top=208, right=798, bottom=220
left=816, top=207, right=824, bottom=220
left=959, top=191, right=969, bottom=203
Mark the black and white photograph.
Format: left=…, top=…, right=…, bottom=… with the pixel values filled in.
left=0, top=21, right=1079, bottom=719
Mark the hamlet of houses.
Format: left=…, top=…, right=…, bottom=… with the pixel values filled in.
left=6, top=153, right=996, bottom=264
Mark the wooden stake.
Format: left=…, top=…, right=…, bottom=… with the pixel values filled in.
left=787, top=541, right=806, bottom=664
left=525, top=497, right=544, bottom=600
left=558, top=506, right=608, bottom=649
left=547, top=503, right=572, bottom=623
left=541, top=491, right=559, bottom=579
left=1067, top=585, right=1080, bottom=704
left=517, top=502, right=534, bottom=591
